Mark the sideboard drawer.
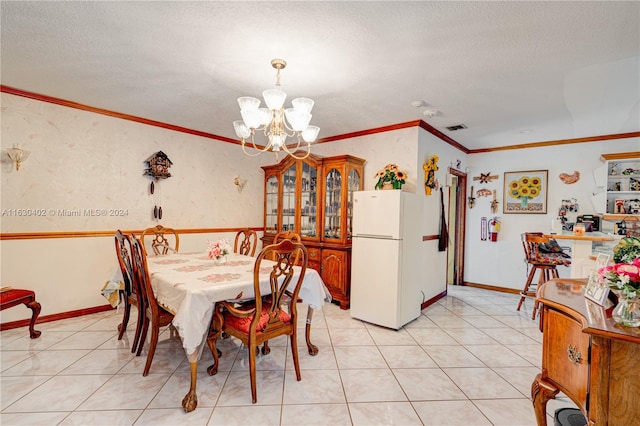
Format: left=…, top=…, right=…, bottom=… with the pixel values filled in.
left=543, top=308, right=590, bottom=408
left=307, top=247, right=321, bottom=272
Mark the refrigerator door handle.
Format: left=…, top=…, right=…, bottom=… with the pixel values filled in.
left=354, top=234, right=395, bottom=239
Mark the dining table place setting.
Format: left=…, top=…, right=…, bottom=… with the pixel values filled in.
left=145, top=248, right=331, bottom=411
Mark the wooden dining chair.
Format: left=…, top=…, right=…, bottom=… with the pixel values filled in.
left=206, top=239, right=308, bottom=403
left=140, top=225, right=179, bottom=255
left=274, top=231, right=301, bottom=244
left=263, top=230, right=306, bottom=354
left=234, top=228, right=258, bottom=256
left=274, top=231, right=302, bottom=264
left=130, top=236, right=175, bottom=376
left=518, top=232, right=571, bottom=319
left=115, top=230, right=145, bottom=353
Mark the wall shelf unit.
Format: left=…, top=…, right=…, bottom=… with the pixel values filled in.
left=597, top=152, right=640, bottom=220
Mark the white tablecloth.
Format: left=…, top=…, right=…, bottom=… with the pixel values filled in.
left=146, top=252, right=331, bottom=357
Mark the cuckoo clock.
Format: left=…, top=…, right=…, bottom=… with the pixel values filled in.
left=144, top=151, right=173, bottom=220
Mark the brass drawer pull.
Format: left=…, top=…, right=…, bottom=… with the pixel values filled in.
left=567, top=345, right=581, bottom=364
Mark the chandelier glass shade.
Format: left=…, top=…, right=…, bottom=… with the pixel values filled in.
left=233, top=59, right=320, bottom=160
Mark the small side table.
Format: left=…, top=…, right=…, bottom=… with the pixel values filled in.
left=1, top=288, right=42, bottom=338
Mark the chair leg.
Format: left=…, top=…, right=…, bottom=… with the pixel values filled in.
left=290, top=333, right=301, bottom=381
left=531, top=266, right=558, bottom=321
left=143, top=319, right=160, bottom=376
left=131, top=305, right=145, bottom=354
left=518, top=266, right=537, bottom=311
left=261, top=341, right=271, bottom=355
left=117, top=301, right=131, bottom=340
left=137, top=316, right=149, bottom=356
left=248, top=341, right=258, bottom=403
left=206, top=329, right=222, bottom=376
left=531, top=300, right=539, bottom=320
left=26, top=300, right=41, bottom=339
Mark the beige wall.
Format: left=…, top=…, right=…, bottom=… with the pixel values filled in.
left=465, top=137, right=640, bottom=290
left=0, top=93, right=269, bottom=322
left=3, top=91, right=638, bottom=323
left=2, top=94, right=442, bottom=323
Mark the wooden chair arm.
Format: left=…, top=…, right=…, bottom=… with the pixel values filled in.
left=219, top=300, right=255, bottom=318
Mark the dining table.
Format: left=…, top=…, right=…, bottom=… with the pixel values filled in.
left=146, top=251, right=331, bottom=412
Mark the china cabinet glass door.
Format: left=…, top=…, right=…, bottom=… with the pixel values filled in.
left=324, top=168, right=342, bottom=239
left=282, top=164, right=297, bottom=232
left=346, top=169, right=361, bottom=239
left=265, top=175, right=279, bottom=234
left=300, top=162, right=318, bottom=237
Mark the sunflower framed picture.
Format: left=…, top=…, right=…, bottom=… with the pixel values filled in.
left=503, top=170, right=548, bottom=214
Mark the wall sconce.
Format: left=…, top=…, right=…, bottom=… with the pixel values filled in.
left=233, top=175, right=247, bottom=193
left=6, top=145, right=30, bottom=171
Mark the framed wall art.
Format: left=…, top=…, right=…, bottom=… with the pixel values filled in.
left=584, top=253, right=611, bottom=306
left=503, top=170, right=548, bottom=214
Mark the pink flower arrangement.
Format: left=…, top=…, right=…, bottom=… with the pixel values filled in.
left=207, top=239, right=231, bottom=260
left=597, top=257, right=640, bottom=299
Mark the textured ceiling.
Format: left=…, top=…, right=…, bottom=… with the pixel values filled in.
left=1, top=1, right=639, bottom=151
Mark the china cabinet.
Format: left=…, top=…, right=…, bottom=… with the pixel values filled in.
left=261, top=153, right=365, bottom=308
left=595, top=152, right=640, bottom=220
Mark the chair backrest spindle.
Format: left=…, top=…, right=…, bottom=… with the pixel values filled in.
left=252, top=239, right=308, bottom=333
left=141, top=225, right=179, bottom=255
left=234, top=228, right=258, bottom=256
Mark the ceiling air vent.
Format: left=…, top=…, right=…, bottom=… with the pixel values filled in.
left=446, top=124, right=467, bottom=131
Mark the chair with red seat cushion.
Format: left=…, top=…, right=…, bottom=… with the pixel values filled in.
left=206, top=239, right=308, bottom=403
left=0, top=288, right=42, bottom=338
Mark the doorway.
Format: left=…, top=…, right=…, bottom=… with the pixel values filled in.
left=446, top=168, right=467, bottom=286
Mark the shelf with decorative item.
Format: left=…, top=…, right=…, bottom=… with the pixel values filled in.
left=595, top=153, right=640, bottom=217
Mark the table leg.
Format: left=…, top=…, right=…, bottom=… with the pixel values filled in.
left=531, top=373, right=559, bottom=425
left=181, top=361, right=198, bottom=412
left=26, top=299, right=41, bottom=339
left=305, top=308, right=318, bottom=356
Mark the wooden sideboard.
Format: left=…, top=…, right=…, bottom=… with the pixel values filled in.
left=532, top=279, right=640, bottom=425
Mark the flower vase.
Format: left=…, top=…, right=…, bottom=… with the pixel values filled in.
left=381, top=182, right=393, bottom=190
left=612, top=295, right=640, bottom=327
left=214, top=256, right=227, bottom=266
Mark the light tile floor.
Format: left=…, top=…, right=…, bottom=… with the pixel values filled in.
left=1, top=286, right=578, bottom=425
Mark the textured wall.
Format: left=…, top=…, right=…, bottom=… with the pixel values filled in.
left=3, top=91, right=636, bottom=323
left=1, top=93, right=268, bottom=232
left=0, top=93, right=269, bottom=322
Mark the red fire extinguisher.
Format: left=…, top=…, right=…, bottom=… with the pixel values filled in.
left=488, top=217, right=500, bottom=242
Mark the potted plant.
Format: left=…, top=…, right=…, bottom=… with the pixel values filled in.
left=374, top=163, right=406, bottom=190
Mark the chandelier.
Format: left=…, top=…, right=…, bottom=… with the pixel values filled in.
left=233, top=59, right=320, bottom=160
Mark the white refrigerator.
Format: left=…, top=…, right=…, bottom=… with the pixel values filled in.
left=350, top=190, right=422, bottom=329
